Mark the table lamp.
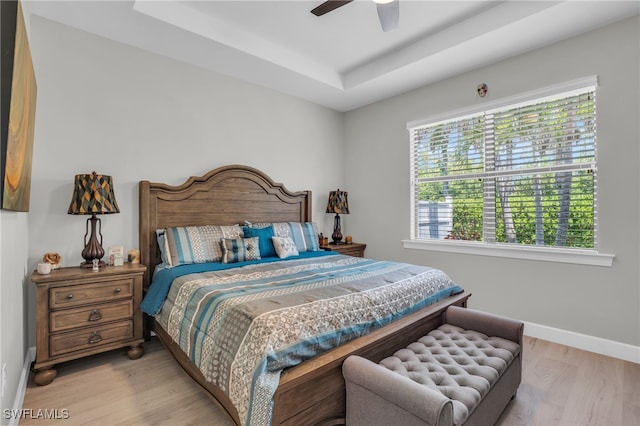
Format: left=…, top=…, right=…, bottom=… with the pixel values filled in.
left=67, top=172, right=120, bottom=268
left=326, top=189, right=349, bottom=244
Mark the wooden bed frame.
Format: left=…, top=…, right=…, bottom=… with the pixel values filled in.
left=139, top=164, right=470, bottom=426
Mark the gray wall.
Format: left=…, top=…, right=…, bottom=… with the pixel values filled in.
left=344, top=16, right=640, bottom=346
left=26, top=16, right=344, bottom=273
left=0, top=212, right=29, bottom=421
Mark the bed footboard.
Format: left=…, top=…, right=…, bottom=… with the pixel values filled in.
left=272, top=291, right=471, bottom=425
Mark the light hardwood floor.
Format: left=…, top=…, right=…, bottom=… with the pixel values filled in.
left=19, top=336, right=640, bottom=426
left=498, top=337, right=639, bottom=425
left=20, top=338, right=233, bottom=426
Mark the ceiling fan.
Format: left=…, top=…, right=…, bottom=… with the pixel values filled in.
left=311, top=0, right=400, bottom=32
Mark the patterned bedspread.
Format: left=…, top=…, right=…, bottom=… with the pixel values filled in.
left=151, top=253, right=463, bottom=425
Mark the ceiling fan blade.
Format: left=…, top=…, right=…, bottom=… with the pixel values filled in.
left=311, top=0, right=353, bottom=17
left=377, top=0, right=399, bottom=32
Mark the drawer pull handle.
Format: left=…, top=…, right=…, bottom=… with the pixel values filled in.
left=88, top=332, right=102, bottom=344
left=88, top=310, right=102, bottom=322
left=65, top=294, right=73, bottom=300
left=114, top=288, right=121, bottom=294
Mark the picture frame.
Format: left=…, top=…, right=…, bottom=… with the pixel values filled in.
left=108, top=245, right=124, bottom=266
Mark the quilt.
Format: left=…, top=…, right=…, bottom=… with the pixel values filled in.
left=146, top=253, right=463, bottom=425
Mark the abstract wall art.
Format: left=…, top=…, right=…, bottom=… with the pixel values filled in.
left=1, top=0, right=37, bottom=212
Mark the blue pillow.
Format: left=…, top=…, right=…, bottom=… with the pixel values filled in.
left=243, top=226, right=276, bottom=258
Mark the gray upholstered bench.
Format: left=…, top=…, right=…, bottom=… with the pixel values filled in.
left=343, top=306, right=524, bottom=426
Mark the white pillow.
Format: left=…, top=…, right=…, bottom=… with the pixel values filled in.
left=271, top=236, right=299, bottom=259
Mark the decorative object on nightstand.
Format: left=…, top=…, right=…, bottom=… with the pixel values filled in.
left=326, top=189, right=349, bottom=244
left=30, top=263, right=146, bottom=386
left=128, top=249, right=140, bottom=264
left=67, top=172, right=120, bottom=268
left=36, top=262, right=51, bottom=275
left=43, top=252, right=61, bottom=269
left=108, top=245, right=124, bottom=266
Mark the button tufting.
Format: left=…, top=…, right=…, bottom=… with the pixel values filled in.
left=378, top=321, right=520, bottom=424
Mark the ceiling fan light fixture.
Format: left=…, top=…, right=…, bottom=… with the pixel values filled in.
left=377, top=0, right=399, bottom=32
left=311, top=0, right=399, bottom=32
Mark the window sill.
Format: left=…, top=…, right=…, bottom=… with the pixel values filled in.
left=402, top=239, right=615, bottom=267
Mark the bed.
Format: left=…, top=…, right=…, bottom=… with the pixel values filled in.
left=138, top=164, right=470, bottom=426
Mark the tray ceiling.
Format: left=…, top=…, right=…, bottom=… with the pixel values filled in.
left=24, top=0, right=640, bottom=111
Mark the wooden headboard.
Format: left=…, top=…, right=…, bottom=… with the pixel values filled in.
left=139, top=164, right=312, bottom=289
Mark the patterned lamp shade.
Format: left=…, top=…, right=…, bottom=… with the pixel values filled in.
left=68, top=172, right=119, bottom=268
left=326, top=189, right=349, bottom=244
left=68, top=172, right=120, bottom=215
left=325, top=189, right=350, bottom=215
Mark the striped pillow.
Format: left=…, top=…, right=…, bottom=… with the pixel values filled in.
left=220, top=237, right=261, bottom=264
left=250, top=222, right=319, bottom=253
left=162, top=225, right=242, bottom=266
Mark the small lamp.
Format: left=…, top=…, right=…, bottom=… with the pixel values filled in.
left=68, top=172, right=120, bottom=268
left=326, top=189, right=349, bottom=244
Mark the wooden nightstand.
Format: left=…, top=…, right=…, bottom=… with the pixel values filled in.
left=320, top=242, right=367, bottom=257
left=31, top=263, right=146, bottom=385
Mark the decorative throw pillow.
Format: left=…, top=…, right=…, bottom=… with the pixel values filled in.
left=271, top=236, right=299, bottom=259
left=287, top=222, right=320, bottom=252
left=220, top=237, right=261, bottom=264
left=251, top=222, right=320, bottom=252
left=242, top=225, right=276, bottom=258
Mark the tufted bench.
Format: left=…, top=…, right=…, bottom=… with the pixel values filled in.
left=343, top=306, right=523, bottom=426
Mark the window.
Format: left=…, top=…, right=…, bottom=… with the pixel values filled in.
left=408, top=80, right=598, bottom=252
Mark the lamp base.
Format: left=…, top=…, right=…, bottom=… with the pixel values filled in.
left=80, top=214, right=106, bottom=268
left=331, top=213, right=344, bottom=245
left=80, top=260, right=107, bottom=269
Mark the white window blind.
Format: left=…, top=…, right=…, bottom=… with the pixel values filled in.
left=409, top=84, right=597, bottom=250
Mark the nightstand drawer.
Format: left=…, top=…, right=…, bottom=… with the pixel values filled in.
left=50, top=279, right=133, bottom=309
left=49, top=320, right=134, bottom=357
left=335, top=246, right=363, bottom=257
left=321, top=242, right=366, bottom=257
left=50, top=300, right=134, bottom=333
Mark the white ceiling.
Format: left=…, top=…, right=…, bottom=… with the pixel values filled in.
left=24, top=0, right=640, bottom=111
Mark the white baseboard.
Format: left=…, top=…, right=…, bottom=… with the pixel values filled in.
left=524, top=322, right=640, bottom=364
left=8, top=347, right=35, bottom=426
